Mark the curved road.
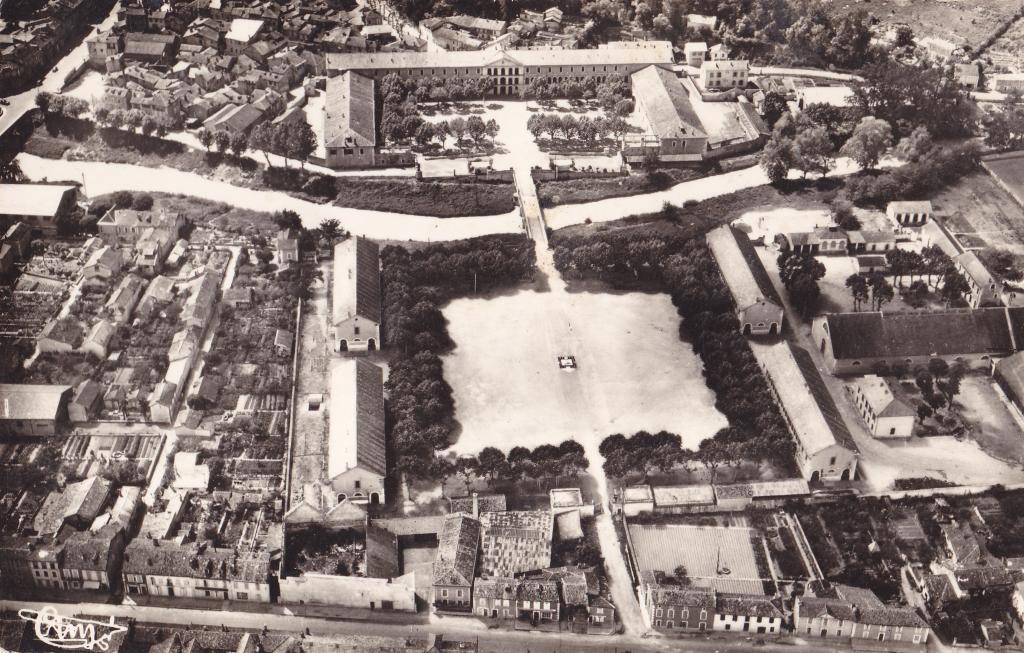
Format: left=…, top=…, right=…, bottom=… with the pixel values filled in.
left=16, top=154, right=522, bottom=241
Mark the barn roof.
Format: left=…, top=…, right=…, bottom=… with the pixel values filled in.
left=328, top=359, right=386, bottom=480
left=332, top=237, right=382, bottom=325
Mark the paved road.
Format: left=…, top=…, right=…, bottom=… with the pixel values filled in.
left=0, top=2, right=120, bottom=137
left=749, top=66, right=863, bottom=82
left=1, top=599, right=862, bottom=653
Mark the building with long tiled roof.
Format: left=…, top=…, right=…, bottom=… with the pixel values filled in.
left=432, top=513, right=481, bottom=612
left=327, top=359, right=386, bottom=505
left=331, top=237, right=381, bottom=353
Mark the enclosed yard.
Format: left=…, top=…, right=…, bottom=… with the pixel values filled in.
left=627, top=523, right=771, bottom=594
left=955, top=376, right=1024, bottom=465
left=934, top=170, right=1024, bottom=256
left=442, top=286, right=727, bottom=456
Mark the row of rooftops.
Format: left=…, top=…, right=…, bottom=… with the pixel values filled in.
left=621, top=478, right=811, bottom=508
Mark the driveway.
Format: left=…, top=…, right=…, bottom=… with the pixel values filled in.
left=16, top=153, right=521, bottom=240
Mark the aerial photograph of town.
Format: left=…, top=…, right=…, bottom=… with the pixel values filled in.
left=3, top=0, right=1024, bottom=651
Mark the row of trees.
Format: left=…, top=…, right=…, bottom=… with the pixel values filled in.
left=196, top=128, right=249, bottom=158
left=409, top=116, right=499, bottom=147
left=521, top=74, right=632, bottom=110
left=598, top=430, right=752, bottom=483
left=438, top=442, right=590, bottom=492
left=380, top=236, right=537, bottom=486
left=248, top=119, right=317, bottom=169
left=526, top=113, right=630, bottom=144
left=912, top=358, right=965, bottom=420
left=843, top=139, right=981, bottom=206
left=94, top=107, right=170, bottom=138
left=550, top=232, right=797, bottom=475
left=844, top=272, right=893, bottom=313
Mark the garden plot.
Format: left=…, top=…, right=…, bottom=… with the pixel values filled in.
left=442, top=288, right=727, bottom=456
left=627, top=523, right=771, bottom=595
left=955, top=376, right=1024, bottom=465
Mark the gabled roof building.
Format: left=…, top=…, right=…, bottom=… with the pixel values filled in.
left=327, top=359, right=386, bottom=505
left=331, top=237, right=381, bottom=353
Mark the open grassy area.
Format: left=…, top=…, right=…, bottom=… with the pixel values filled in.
left=955, top=376, right=1024, bottom=465
left=333, top=178, right=516, bottom=217
left=551, top=179, right=840, bottom=244
left=442, top=281, right=727, bottom=457
left=537, top=168, right=707, bottom=207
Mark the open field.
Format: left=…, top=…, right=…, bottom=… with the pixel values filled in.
left=955, top=376, right=1024, bottom=465
left=442, top=286, right=727, bottom=456
left=983, top=153, right=1024, bottom=205
left=824, top=0, right=1019, bottom=50
left=934, top=172, right=1024, bottom=255
left=627, top=523, right=770, bottom=595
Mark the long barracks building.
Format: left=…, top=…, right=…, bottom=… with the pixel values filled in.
left=325, top=41, right=675, bottom=96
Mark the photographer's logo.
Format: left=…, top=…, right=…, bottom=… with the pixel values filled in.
left=18, top=607, right=128, bottom=651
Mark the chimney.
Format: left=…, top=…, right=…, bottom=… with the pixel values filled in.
left=472, top=492, right=478, bottom=518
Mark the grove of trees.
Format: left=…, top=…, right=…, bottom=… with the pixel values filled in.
left=381, top=235, right=537, bottom=487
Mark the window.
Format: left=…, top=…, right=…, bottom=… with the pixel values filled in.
left=655, top=620, right=662, bottom=627
left=442, top=589, right=448, bottom=597
left=681, top=622, right=688, bottom=630
left=354, top=480, right=361, bottom=489
left=666, top=621, right=674, bottom=629
left=829, top=456, right=836, bottom=466
left=237, top=591, right=248, bottom=600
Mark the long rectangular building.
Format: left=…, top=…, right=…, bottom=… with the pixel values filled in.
left=326, top=41, right=675, bottom=97
left=331, top=237, right=382, bottom=353
left=629, top=65, right=707, bottom=162
left=812, top=307, right=1024, bottom=375
left=328, top=359, right=386, bottom=505
left=751, top=341, right=858, bottom=483
left=706, top=226, right=783, bottom=337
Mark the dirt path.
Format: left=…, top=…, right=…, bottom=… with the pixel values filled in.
left=517, top=168, right=649, bottom=634
left=289, top=259, right=332, bottom=507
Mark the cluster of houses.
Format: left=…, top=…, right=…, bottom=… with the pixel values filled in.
left=0, top=477, right=141, bottom=595
left=426, top=489, right=616, bottom=633
left=89, top=11, right=319, bottom=133
left=418, top=7, right=572, bottom=52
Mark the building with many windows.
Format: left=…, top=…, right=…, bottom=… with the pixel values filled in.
left=325, top=41, right=675, bottom=97
left=700, top=60, right=748, bottom=90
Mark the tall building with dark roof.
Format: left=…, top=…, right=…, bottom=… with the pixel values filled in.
left=324, top=71, right=379, bottom=169
left=328, top=359, right=386, bottom=505
left=812, top=307, right=1024, bottom=375
left=432, top=513, right=481, bottom=612
left=331, top=237, right=382, bottom=353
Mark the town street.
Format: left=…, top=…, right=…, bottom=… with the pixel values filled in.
left=0, top=599, right=865, bottom=653
left=15, top=153, right=523, bottom=240
left=0, top=1, right=121, bottom=136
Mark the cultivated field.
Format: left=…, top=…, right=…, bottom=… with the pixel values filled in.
left=825, top=0, right=1019, bottom=49
left=442, top=288, right=728, bottom=456
left=627, top=523, right=771, bottom=595
left=935, top=170, right=1024, bottom=256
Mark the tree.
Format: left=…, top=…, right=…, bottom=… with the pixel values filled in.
left=761, top=91, right=789, bottom=128
left=760, top=130, right=793, bottom=183
left=141, top=117, right=158, bottom=137
left=895, top=25, right=914, bottom=48
left=132, top=194, right=154, bottom=211
left=868, top=272, right=894, bottom=311
left=582, top=0, right=621, bottom=30
left=614, top=98, right=634, bottom=117
left=476, top=447, right=507, bottom=485
left=895, top=126, right=934, bottom=162
left=696, top=438, right=729, bottom=484
left=454, top=456, right=477, bottom=493
left=112, top=191, right=134, bottom=208
left=466, top=115, right=486, bottom=142
left=230, top=132, right=249, bottom=158
left=634, top=1, right=654, bottom=29
left=449, top=117, right=467, bottom=143
left=197, top=128, right=213, bottom=152
left=832, top=199, right=860, bottom=230
left=940, top=268, right=970, bottom=305
left=274, top=209, right=303, bottom=231
left=791, top=126, right=835, bottom=177
left=249, top=122, right=275, bottom=165
left=845, top=274, right=868, bottom=311
left=840, top=116, right=893, bottom=171
left=484, top=118, right=499, bottom=141
left=320, top=218, right=342, bottom=242
left=214, top=130, right=231, bottom=154
left=285, top=121, right=317, bottom=169
left=414, top=122, right=435, bottom=146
